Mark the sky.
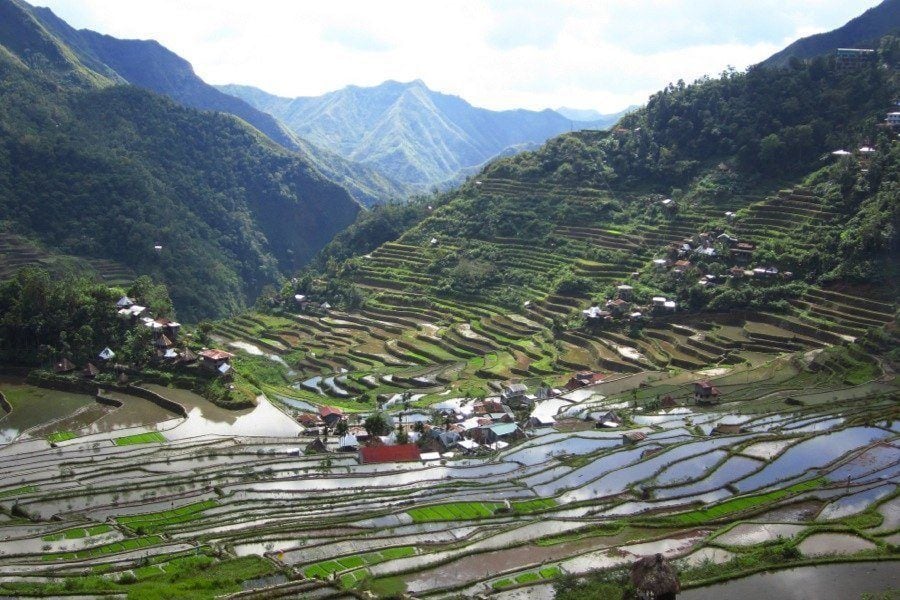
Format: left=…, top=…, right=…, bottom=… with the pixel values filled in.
left=35, top=0, right=882, bottom=113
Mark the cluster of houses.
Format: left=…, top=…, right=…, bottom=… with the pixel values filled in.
left=583, top=284, right=677, bottom=325
left=52, top=295, right=235, bottom=381
left=292, top=294, right=331, bottom=313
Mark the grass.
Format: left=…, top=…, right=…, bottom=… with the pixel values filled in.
left=42, top=524, right=112, bottom=542
left=42, top=535, right=163, bottom=561
left=407, top=498, right=556, bottom=523
left=113, top=431, right=166, bottom=446
left=117, top=499, right=217, bottom=533
left=0, top=484, right=36, bottom=498
left=47, top=430, right=77, bottom=443
left=492, top=565, right=563, bottom=589
left=665, top=477, right=827, bottom=525
left=2, top=555, right=278, bottom=600
left=303, top=546, right=416, bottom=579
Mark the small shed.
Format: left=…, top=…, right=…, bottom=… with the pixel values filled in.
left=82, top=363, right=100, bottom=378
left=53, top=358, right=76, bottom=374
left=304, top=438, right=328, bottom=454
left=623, top=431, right=647, bottom=444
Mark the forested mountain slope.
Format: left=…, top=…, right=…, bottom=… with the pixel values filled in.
left=219, top=80, right=606, bottom=188
left=761, top=0, right=900, bottom=68
left=19, top=0, right=408, bottom=207
left=0, top=0, right=361, bottom=320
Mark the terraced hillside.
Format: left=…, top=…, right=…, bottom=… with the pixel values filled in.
left=0, top=360, right=896, bottom=598
left=0, top=232, right=135, bottom=286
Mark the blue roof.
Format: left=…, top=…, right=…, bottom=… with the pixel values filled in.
left=487, top=423, right=519, bottom=436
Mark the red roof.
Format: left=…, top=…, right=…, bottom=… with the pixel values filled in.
left=199, top=349, right=234, bottom=361
left=358, top=444, right=421, bottom=464
left=319, top=405, right=343, bottom=417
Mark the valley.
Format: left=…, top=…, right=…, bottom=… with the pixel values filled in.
left=0, top=1, right=897, bottom=599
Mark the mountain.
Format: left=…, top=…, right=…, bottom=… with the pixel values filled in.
left=218, top=80, right=608, bottom=188
left=20, top=2, right=409, bottom=207
left=556, top=105, right=634, bottom=126
left=761, top=0, right=900, bottom=68
left=0, top=0, right=362, bottom=320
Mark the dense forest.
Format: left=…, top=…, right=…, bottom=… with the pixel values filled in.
left=0, top=0, right=361, bottom=321
left=0, top=268, right=172, bottom=366
left=485, top=41, right=898, bottom=188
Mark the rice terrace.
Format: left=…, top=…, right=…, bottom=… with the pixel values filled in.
left=0, top=0, right=899, bottom=598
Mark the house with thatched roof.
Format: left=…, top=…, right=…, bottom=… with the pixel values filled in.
left=82, top=363, right=100, bottom=379
left=630, top=553, right=679, bottom=600
left=53, top=358, right=76, bottom=374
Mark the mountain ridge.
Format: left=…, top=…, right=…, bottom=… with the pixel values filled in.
left=218, top=79, right=613, bottom=188
left=21, top=2, right=410, bottom=206
left=760, top=0, right=900, bottom=68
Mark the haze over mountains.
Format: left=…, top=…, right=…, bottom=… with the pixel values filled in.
left=219, top=80, right=616, bottom=189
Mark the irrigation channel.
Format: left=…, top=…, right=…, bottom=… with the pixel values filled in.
left=0, top=368, right=896, bottom=598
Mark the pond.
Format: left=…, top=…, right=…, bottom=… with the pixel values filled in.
left=679, top=561, right=899, bottom=600
left=797, top=533, right=876, bottom=557
left=714, top=523, right=805, bottom=546
left=733, top=427, right=893, bottom=493
left=0, top=382, right=97, bottom=443
left=816, top=483, right=896, bottom=521
left=655, top=455, right=762, bottom=499
left=142, top=386, right=303, bottom=439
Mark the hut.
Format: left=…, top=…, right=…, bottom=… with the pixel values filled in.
left=630, top=553, right=680, bottom=600
left=82, top=363, right=100, bottom=379
left=53, top=358, right=76, bottom=374
left=304, top=438, right=328, bottom=454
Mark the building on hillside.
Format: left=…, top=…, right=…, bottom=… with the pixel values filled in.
left=660, top=198, right=677, bottom=212
left=82, top=363, right=100, bottom=378
left=606, top=298, right=631, bottom=316
left=53, top=358, right=76, bottom=374
left=501, top=383, right=527, bottom=404
left=98, top=347, right=116, bottom=362
left=358, top=443, right=421, bottom=464
left=887, top=112, right=900, bottom=128
left=304, top=438, right=327, bottom=454
left=730, top=242, right=755, bottom=263
left=297, top=413, right=320, bottom=429
left=179, top=347, right=198, bottom=364
left=583, top=306, right=612, bottom=324
left=565, top=371, right=604, bottom=391
left=198, top=349, right=234, bottom=373
left=338, top=434, right=359, bottom=451
left=835, top=47, right=875, bottom=70
left=318, top=405, right=344, bottom=428
left=147, top=318, right=181, bottom=341
left=693, top=380, right=721, bottom=404
left=420, top=429, right=460, bottom=454
left=118, top=305, right=147, bottom=321
left=115, top=296, right=135, bottom=309
left=468, top=423, right=525, bottom=446
left=616, top=284, right=634, bottom=300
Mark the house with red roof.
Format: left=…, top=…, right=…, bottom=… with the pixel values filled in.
left=358, top=443, right=421, bottom=464
left=199, top=349, right=234, bottom=373
left=318, top=405, right=344, bottom=428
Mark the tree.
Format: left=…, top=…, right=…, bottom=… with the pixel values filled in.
left=363, top=412, right=391, bottom=437
left=334, top=419, right=349, bottom=438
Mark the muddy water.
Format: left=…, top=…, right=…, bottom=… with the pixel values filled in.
left=88, top=390, right=176, bottom=433
left=141, top=385, right=303, bottom=439
left=798, top=533, right=876, bottom=557
left=0, top=382, right=96, bottom=443
left=680, top=562, right=899, bottom=600
left=714, top=523, right=805, bottom=546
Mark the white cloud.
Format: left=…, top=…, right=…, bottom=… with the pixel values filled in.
left=34, top=0, right=883, bottom=112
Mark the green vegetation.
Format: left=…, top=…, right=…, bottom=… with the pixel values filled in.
left=42, top=524, right=112, bottom=541
left=113, top=431, right=167, bottom=446
left=47, top=430, right=77, bottom=443
left=0, top=484, right=36, bottom=498
left=407, top=498, right=556, bottom=522
left=493, top=566, right=562, bottom=590
left=42, top=534, right=163, bottom=561
left=0, top=0, right=360, bottom=320
left=3, top=554, right=277, bottom=599
left=303, top=546, right=416, bottom=579
left=664, top=477, right=827, bottom=525
left=117, top=500, right=217, bottom=533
